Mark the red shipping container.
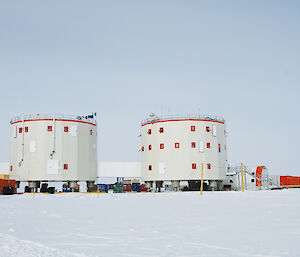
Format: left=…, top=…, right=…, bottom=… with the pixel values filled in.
left=123, top=184, right=131, bottom=192
left=280, top=176, right=300, bottom=187
left=140, top=184, right=148, bottom=192
left=0, top=179, right=16, bottom=194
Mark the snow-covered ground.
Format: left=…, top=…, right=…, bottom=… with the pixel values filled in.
left=0, top=190, right=299, bottom=257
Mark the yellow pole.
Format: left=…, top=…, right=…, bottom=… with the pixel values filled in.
left=241, top=163, right=244, bottom=192
left=200, top=163, right=204, bottom=195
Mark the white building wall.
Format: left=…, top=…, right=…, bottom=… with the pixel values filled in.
left=141, top=117, right=227, bottom=182
left=10, top=114, right=97, bottom=182
left=0, top=161, right=141, bottom=179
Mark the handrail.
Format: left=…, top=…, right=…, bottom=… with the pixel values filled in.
left=10, top=113, right=97, bottom=125
left=227, top=165, right=282, bottom=188
left=141, top=114, right=225, bottom=125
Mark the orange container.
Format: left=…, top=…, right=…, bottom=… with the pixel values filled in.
left=280, top=176, right=300, bottom=187
left=255, top=166, right=265, bottom=187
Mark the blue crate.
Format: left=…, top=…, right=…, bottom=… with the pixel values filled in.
left=97, top=184, right=107, bottom=192
left=132, top=183, right=141, bottom=192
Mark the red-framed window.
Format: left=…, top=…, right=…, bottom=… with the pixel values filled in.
left=159, top=127, right=164, bottom=133
left=160, top=144, right=164, bottom=149
left=218, top=144, right=221, bottom=152
left=48, top=126, right=52, bottom=132
left=175, top=142, right=180, bottom=148
left=206, top=126, right=210, bottom=132
left=10, top=165, right=12, bottom=172
left=64, top=164, right=68, bottom=170
left=64, top=126, right=68, bottom=132
left=25, top=127, right=28, bottom=133
left=191, top=126, right=195, bottom=132
left=207, top=142, right=210, bottom=148
left=148, top=145, right=152, bottom=150
left=90, top=129, right=93, bottom=135
left=148, top=129, right=151, bottom=135
left=192, top=163, right=197, bottom=169
left=19, top=128, right=22, bottom=133
left=191, top=142, right=196, bottom=148
left=207, top=163, right=211, bottom=170
left=149, top=165, right=152, bottom=171
left=142, top=146, right=144, bottom=152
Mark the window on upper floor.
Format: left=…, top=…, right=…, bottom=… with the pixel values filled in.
left=207, top=163, right=211, bottom=169
left=206, top=126, right=210, bottom=132
left=175, top=142, right=180, bottom=149
left=191, top=126, right=195, bottom=132
left=159, top=127, right=164, bottom=133
left=160, top=144, right=164, bottom=149
left=207, top=142, right=210, bottom=148
left=191, top=142, right=196, bottom=148
left=192, top=163, right=197, bottom=169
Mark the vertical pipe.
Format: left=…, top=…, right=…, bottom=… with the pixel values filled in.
left=244, top=165, right=247, bottom=190
left=237, top=170, right=240, bottom=190
left=200, top=163, right=204, bottom=195
left=241, top=163, right=245, bottom=192
left=21, top=113, right=25, bottom=165
left=52, top=113, right=56, bottom=157
left=267, top=171, right=270, bottom=190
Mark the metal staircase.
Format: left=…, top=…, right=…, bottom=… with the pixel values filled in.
left=226, top=165, right=282, bottom=190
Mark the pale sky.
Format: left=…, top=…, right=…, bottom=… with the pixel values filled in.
left=0, top=0, right=299, bottom=175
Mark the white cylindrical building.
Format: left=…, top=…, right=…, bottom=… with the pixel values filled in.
left=9, top=114, right=97, bottom=190
left=141, top=114, right=227, bottom=190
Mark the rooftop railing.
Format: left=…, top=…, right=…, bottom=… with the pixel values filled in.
left=10, top=113, right=97, bottom=125
left=141, top=114, right=225, bottom=125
